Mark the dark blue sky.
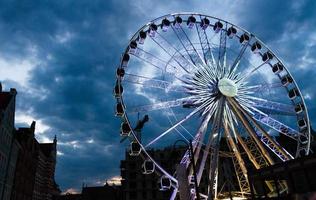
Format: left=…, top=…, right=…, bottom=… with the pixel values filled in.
left=0, top=0, right=315, bottom=193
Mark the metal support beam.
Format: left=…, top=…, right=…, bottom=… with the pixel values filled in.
left=207, top=98, right=226, bottom=200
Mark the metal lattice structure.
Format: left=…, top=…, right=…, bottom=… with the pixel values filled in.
left=114, top=13, right=311, bottom=200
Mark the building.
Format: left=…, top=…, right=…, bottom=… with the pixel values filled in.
left=0, top=85, right=19, bottom=200
left=10, top=121, right=60, bottom=200
left=248, top=153, right=316, bottom=199
left=81, top=184, right=121, bottom=200
left=10, top=121, right=38, bottom=200
left=33, top=135, right=60, bottom=200
left=0, top=83, right=60, bottom=200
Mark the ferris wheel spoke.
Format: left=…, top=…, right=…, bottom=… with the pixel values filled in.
left=196, top=99, right=225, bottom=196
left=241, top=96, right=295, bottom=116
left=130, top=47, right=184, bottom=75
left=237, top=62, right=266, bottom=83
left=179, top=111, right=212, bottom=168
left=228, top=38, right=251, bottom=78
left=250, top=109, right=303, bottom=139
left=254, top=127, right=294, bottom=161
left=239, top=82, right=283, bottom=94
left=151, top=32, right=195, bottom=73
left=217, top=23, right=227, bottom=76
left=144, top=102, right=207, bottom=148
left=195, top=22, right=216, bottom=66
left=124, top=73, right=185, bottom=92
left=128, top=97, right=193, bottom=113
left=171, top=24, right=205, bottom=66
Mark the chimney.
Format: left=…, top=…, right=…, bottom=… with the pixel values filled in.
left=0, top=82, right=2, bottom=92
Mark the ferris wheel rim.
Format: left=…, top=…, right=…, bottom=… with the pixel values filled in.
left=115, top=12, right=311, bottom=198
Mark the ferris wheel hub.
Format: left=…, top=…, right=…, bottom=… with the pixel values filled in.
left=218, top=78, right=238, bottom=97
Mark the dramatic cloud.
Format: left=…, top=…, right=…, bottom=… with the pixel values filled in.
left=0, top=0, right=315, bottom=191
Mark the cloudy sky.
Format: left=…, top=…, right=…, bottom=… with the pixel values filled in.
left=0, top=0, right=315, bottom=192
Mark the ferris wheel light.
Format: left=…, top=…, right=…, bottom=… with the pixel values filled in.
left=218, top=78, right=238, bottom=97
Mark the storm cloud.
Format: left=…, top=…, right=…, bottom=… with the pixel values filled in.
left=0, top=0, right=315, bottom=191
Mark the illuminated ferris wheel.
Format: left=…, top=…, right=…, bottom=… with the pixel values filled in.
left=114, top=13, right=311, bottom=199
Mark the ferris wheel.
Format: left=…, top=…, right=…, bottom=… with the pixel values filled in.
left=114, top=13, right=311, bottom=199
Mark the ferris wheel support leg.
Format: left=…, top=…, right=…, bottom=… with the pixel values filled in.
left=228, top=97, right=275, bottom=165
left=207, top=98, right=225, bottom=200
left=224, top=123, right=250, bottom=194
left=170, top=188, right=178, bottom=200
left=228, top=98, right=287, bottom=193
left=231, top=98, right=291, bottom=161
left=191, top=112, right=212, bottom=167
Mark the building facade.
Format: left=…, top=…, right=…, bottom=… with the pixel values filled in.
left=0, top=85, right=19, bottom=200
left=0, top=83, right=60, bottom=200
left=10, top=121, right=60, bottom=200
left=32, top=135, right=60, bottom=200
left=10, top=122, right=38, bottom=200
